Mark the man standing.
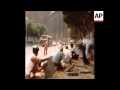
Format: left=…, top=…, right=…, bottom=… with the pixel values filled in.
left=80, top=39, right=94, bottom=65
left=25, top=45, right=51, bottom=79
left=44, top=40, right=48, bottom=55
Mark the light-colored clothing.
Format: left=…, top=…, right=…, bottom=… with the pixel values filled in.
left=82, top=39, right=93, bottom=59
left=73, top=46, right=79, bottom=55
left=58, top=44, right=63, bottom=50
left=52, top=51, right=65, bottom=64
left=59, top=45, right=63, bottom=50
left=63, top=49, right=72, bottom=62
left=77, top=39, right=82, bottom=45
left=69, top=46, right=73, bottom=52
left=25, top=54, right=35, bottom=76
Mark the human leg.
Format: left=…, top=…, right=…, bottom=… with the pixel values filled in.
left=81, top=44, right=89, bottom=64
left=74, top=54, right=79, bottom=60
left=46, top=49, right=47, bottom=55
left=57, top=63, right=64, bottom=70
left=53, top=63, right=63, bottom=70
left=69, top=59, right=72, bottom=65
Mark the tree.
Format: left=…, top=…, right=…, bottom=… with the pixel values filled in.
left=26, top=20, right=34, bottom=39
left=62, top=11, right=94, bottom=40
left=31, top=22, right=38, bottom=42
left=26, top=20, right=48, bottom=42
left=38, top=24, right=48, bottom=37
left=68, top=27, right=77, bottom=39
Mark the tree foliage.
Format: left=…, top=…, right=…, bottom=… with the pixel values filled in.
left=26, top=20, right=48, bottom=40
left=62, top=11, right=94, bottom=40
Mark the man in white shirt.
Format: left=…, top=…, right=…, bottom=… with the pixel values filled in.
left=80, top=39, right=94, bottom=65
left=62, top=46, right=72, bottom=65
left=25, top=45, right=51, bottom=79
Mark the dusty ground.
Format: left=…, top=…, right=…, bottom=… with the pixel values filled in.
left=30, top=58, right=94, bottom=79
left=26, top=46, right=94, bottom=79
left=47, top=58, right=94, bottom=79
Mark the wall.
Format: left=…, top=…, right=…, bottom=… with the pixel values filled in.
left=50, top=11, right=68, bottom=42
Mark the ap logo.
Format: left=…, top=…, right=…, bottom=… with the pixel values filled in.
left=94, top=11, right=104, bottom=22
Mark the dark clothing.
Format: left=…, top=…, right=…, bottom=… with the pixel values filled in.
left=72, top=51, right=79, bottom=60
left=53, top=62, right=63, bottom=70
left=81, top=43, right=90, bottom=64
left=52, top=51, right=65, bottom=70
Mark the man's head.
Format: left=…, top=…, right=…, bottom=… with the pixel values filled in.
left=59, top=46, right=63, bottom=52
left=70, top=44, right=73, bottom=48
left=66, top=46, right=68, bottom=49
left=33, top=45, right=39, bottom=56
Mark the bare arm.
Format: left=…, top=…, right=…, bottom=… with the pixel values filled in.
left=31, top=56, right=43, bottom=72
left=38, top=56, right=52, bottom=62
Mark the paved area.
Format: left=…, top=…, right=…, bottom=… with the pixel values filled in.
left=25, top=45, right=82, bottom=59
left=25, top=45, right=59, bottom=59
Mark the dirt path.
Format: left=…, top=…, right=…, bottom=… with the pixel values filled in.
left=49, top=58, right=94, bottom=79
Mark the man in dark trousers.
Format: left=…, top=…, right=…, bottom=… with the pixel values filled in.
left=80, top=39, right=94, bottom=65
left=72, top=44, right=79, bottom=60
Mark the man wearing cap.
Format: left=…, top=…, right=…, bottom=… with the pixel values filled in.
left=25, top=45, right=51, bottom=79
left=52, top=46, right=65, bottom=70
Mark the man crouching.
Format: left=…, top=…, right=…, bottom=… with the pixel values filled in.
left=25, top=45, right=51, bottom=79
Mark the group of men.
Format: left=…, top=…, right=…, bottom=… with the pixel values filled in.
left=25, top=38, right=94, bottom=79
left=52, top=38, right=94, bottom=70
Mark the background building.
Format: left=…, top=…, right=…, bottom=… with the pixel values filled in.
left=49, top=11, right=68, bottom=43
left=25, top=11, right=69, bottom=43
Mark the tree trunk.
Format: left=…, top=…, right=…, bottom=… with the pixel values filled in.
left=27, top=36, right=28, bottom=41
left=33, top=36, right=35, bottom=45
